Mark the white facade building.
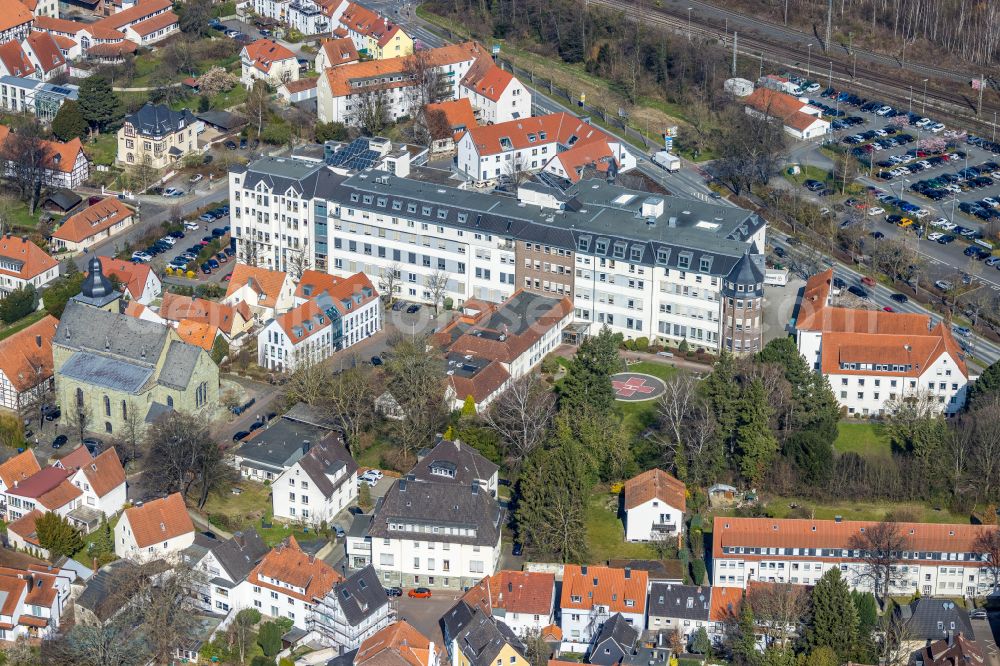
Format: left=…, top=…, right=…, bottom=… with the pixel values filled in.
left=795, top=269, right=971, bottom=416
left=272, top=438, right=358, bottom=526
left=559, top=565, right=648, bottom=651
left=459, top=571, right=556, bottom=637
left=623, top=468, right=686, bottom=542
left=67, top=447, right=127, bottom=518
left=711, top=517, right=999, bottom=598
left=367, top=478, right=503, bottom=590
left=114, top=493, right=195, bottom=561
left=187, top=529, right=269, bottom=615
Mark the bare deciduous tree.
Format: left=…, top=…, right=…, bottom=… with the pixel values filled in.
left=283, top=362, right=333, bottom=406
left=746, top=582, right=807, bottom=649
left=847, top=520, right=911, bottom=603
left=424, top=269, right=449, bottom=313
left=481, top=373, right=555, bottom=472
left=325, top=366, right=378, bottom=448
left=377, top=263, right=401, bottom=305
left=352, top=86, right=392, bottom=136
left=974, top=527, right=1000, bottom=594
left=0, top=118, right=53, bottom=214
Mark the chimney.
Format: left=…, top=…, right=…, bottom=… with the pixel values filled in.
left=35, top=335, right=41, bottom=348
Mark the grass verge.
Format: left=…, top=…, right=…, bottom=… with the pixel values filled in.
left=586, top=492, right=657, bottom=561
left=834, top=421, right=892, bottom=458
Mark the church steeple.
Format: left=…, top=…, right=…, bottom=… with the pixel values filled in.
left=73, top=257, right=122, bottom=312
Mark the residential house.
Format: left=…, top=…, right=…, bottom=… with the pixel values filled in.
left=355, top=620, right=442, bottom=666
left=0, top=1, right=34, bottom=44
left=223, top=263, right=296, bottom=323
left=239, top=535, right=343, bottom=630
left=795, top=269, right=970, bottom=415
left=0, top=448, right=40, bottom=497
left=0, top=564, right=74, bottom=640
left=590, top=614, right=640, bottom=666
left=257, top=271, right=380, bottom=371
left=337, top=2, right=411, bottom=59
left=622, top=468, right=686, bottom=542
left=0, top=40, right=35, bottom=78
left=66, top=447, right=127, bottom=520
left=442, top=605, right=527, bottom=666
left=913, top=634, right=983, bottom=666
left=559, top=565, right=649, bottom=650
left=279, top=76, right=318, bottom=103
left=0, top=234, right=57, bottom=298
left=314, top=36, right=358, bottom=70
left=742, top=87, right=830, bottom=140
left=707, top=587, right=743, bottom=645
left=646, top=583, right=711, bottom=642
left=0, top=74, right=78, bottom=121
left=434, top=290, right=574, bottom=411
left=53, top=261, right=221, bottom=434
left=51, top=197, right=135, bottom=252
left=458, top=570, right=556, bottom=637
left=0, top=313, right=56, bottom=410
left=117, top=102, right=201, bottom=169
left=316, top=41, right=528, bottom=126
left=188, top=528, right=269, bottom=615
left=241, top=38, right=299, bottom=88
left=711, top=517, right=998, bottom=597
left=159, top=292, right=254, bottom=347
left=22, top=31, right=66, bottom=80
left=6, top=509, right=47, bottom=557
left=411, top=437, right=498, bottom=497
left=0, top=125, right=89, bottom=188
left=95, top=256, right=161, bottom=304
left=310, top=565, right=393, bottom=650
left=228, top=156, right=768, bottom=349
left=2, top=465, right=80, bottom=522
left=114, top=492, right=195, bottom=560
left=91, top=0, right=177, bottom=45
left=272, top=435, right=357, bottom=526
left=75, top=559, right=170, bottom=627
left=367, top=477, right=504, bottom=590
left=895, top=598, right=975, bottom=657
left=455, top=112, right=636, bottom=186
left=425, top=98, right=477, bottom=154
left=232, top=417, right=330, bottom=482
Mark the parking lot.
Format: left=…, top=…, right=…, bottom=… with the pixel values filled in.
left=131, top=206, right=236, bottom=282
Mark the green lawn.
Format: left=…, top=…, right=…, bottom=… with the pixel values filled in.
left=618, top=362, right=678, bottom=435
left=0, top=311, right=48, bottom=341
left=585, top=492, right=658, bottom=561
left=200, top=480, right=327, bottom=546
left=86, top=133, right=118, bottom=167
left=834, top=421, right=892, bottom=458
left=72, top=515, right=119, bottom=566
left=745, top=496, right=967, bottom=524
left=784, top=164, right=831, bottom=187
left=627, top=361, right=678, bottom=381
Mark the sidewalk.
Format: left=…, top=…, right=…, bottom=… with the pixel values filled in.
left=189, top=507, right=232, bottom=539
left=552, top=344, right=713, bottom=373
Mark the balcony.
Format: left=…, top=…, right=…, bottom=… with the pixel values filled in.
left=651, top=522, right=678, bottom=534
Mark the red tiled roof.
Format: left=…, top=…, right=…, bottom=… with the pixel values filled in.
left=461, top=57, right=514, bottom=103
left=282, top=76, right=317, bottom=93
left=248, top=536, right=342, bottom=602
left=552, top=140, right=616, bottom=183
left=159, top=293, right=247, bottom=337
left=425, top=98, right=477, bottom=137
left=0, top=41, right=35, bottom=78
left=712, top=517, right=991, bottom=565
left=356, top=621, right=439, bottom=666
left=25, top=31, right=65, bottom=73
left=33, top=15, right=86, bottom=35
left=0, top=0, right=33, bottom=36
left=53, top=197, right=133, bottom=243
left=820, top=321, right=968, bottom=378
left=623, top=468, right=686, bottom=511
left=709, top=586, right=743, bottom=622
left=37, top=478, right=83, bottom=511
left=126, top=9, right=177, bottom=36
left=52, top=34, right=77, bottom=51
left=743, top=87, right=826, bottom=133
left=449, top=360, right=510, bottom=405
left=86, top=40, right=136, bottom=57
left=176, top=319, right=217, bottom=350
left=319, top=36, right=358, bottom=66
left=482, top=571, right=555, bottom=615
left=0, top=314, right=57, bottom=393
left=96, top=256, right=152, bottom=301
left=56, top=445, right=93, bottom=470
left=243, top=38, right=296, bottom=73
left=275, top=300, right=328, bottom=344
left=76, top=447, right=126, bottom=498
left=122, top=492, right=194, bottom=548
left=560, top=564, right=648, bottom=614
left=225, top=264, right=289, bottom=305
left=463, top=112, right=610, bottom=156
left=0, top=450, right=40, bottom=491
left=7, top=509, right=43, bottom=546
left=93, top=0, right=171, bottom=31
left=6, top=466, right=71, bottom=499
left=0, top=234, right=57, bottom=280
left=323, top=42, right=483, bottom=97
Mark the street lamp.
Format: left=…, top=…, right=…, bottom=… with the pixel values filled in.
left=827, top=60, right=832, bottom=89
left=806, top=43, right=812, bottom=80
left=908, top=85, right=913, bottom=115
left=687, top=7, right=692, bottom=41
left=922, top=78, right=928, bottom=114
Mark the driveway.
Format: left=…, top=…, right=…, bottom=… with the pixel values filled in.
left=393, top=593, right=461, bottom=647
left=974, top=614, right=1000, bottom=666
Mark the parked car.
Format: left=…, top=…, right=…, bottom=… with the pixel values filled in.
left=225, top=140, right=237, bottom=150
left=935, top=280, right=953, bottom=290
left=890, top=293, right=909, bottom=303
left=232, top=430, right=250, bottom=442
left=861, top=276, right=876, bottom=287
left=43, top=406, right=60, bottom=421
left=83, top=438, right=102, bottom=454
left=408, top=587, right=432, bottom=599
left=847, top=285, right=869, bottom=299
left=952, top=325, right=972, bottom=337
left=371, top=355, right=383, bottom=366
left=163, top=187, right=184, bottom=197
left=385, top=587, right=403, bottom=598
left=970, top=609, right=988, bottom=620
left=333, top=525, right=346, bottom=538
left=189, top=173, right=204, bottom=183
left=405, top=304, right=421, bottom=314
left=51, top=434, right=67, bottom=449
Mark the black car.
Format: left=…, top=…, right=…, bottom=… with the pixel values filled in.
left=233, top=430, right=251, bottom=442
left=832, top=277, right=846, bottom=289
left=168, top=230, right=185, bottom=239
left=937, top=234, right=956, bottom=244
left=385, top=587, right=403, bottom=597
left=43, top=405, right=60, bottom=421
left=347, top=506, right=364, bottom=515
left=51, top=434, right=67, bottom=449
left=890, top=293, right=909, bottom=303
left=225, top=140, right=237, bottom=150
left=371, top=356, right=383, bottom=366
left=405, top=304, right=421, bottom=314
left=773, top=246, right=786, bottom=258
left=871, top=231, right=885, bottom=239
left=512, top=542, right=524, bottom=557
left=249, top=420, right=265, bottom=431
left=240, top=137, right=248, bottom=149
left=803, top=179, right=824, bottom=192
left=83, top=438, right=102, bottom=453
left=847, top=285, right=870, bottom=299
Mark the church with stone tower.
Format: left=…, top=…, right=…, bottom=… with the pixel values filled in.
left=52, top=257, right=221, bottom=436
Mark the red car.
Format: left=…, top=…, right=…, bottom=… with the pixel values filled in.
left=408, top=587, right=432, bottom=599
left=883, top=306, right=895, bottom=312
left=223, top=272, right=233, bottom=281
left=861, top=276, right=876, bottom=287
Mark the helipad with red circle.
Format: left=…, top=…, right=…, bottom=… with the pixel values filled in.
left=611, top=373, right=667, bottom=401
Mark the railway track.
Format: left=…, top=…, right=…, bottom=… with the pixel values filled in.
left=592, top=0, right=1000, bottom=134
